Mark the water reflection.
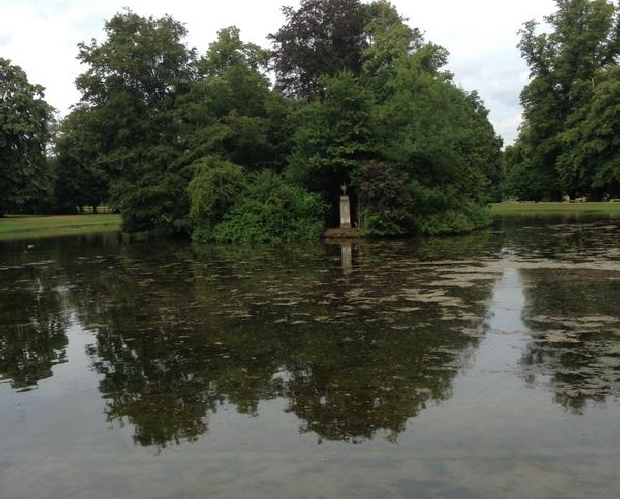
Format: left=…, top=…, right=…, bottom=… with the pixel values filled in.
left=484, top=267, right=528, bottom=333
left=334, top=241, right=360, bottom=273
left=486, top=218, right=620, bottom=412
left=519, top=267, right=620, bottom=413
left=2, top=219, right=620, bottom=451
left=0, top=258, right=69, bottom=390
left=3, top=221, right=620, bottom=499
left=0, top=233, right=124, bottom=392
left=73, top=241, right=496, bottom=447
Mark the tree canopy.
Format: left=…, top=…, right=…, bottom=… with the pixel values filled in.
left=268, top=0, right=369, bottom=99
left=73, top=9, right=197, bottom=231
left=507, top=0, right=620, bottom=201
left=285, top=1, right=502, bottom=233
left=4, top=1, right=504, bottom=240
left=53, top=106, right=109, bottom=213
left=0, top=58, right=54, bottom=215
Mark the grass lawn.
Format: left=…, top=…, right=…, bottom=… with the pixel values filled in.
left=490, top=201, right=620, bottom=216
left=0, top=214, right=122, bottom=241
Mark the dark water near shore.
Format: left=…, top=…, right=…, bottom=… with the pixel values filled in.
left=1, top=216, right=619, bottom=498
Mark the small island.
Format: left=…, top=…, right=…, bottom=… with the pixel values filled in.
left=2, top=0, right=619, bottom=244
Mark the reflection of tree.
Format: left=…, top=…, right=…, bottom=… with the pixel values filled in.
left=520, top=268, right=620, bottom=414
left=280, top=333, right=460, bottom=443
left=0, top=262, right=69, bottom=391
left=86, top=331, right=216, bottom=447
left=69, top=240, right=494, bottom=448
left=62, top=240, right=278, bottom=447
left=0, top=234, right=126, bottom=391
left=496, top=217, right=620, bottom=262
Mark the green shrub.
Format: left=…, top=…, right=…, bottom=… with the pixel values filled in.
left=188, top=157, right=247, bottom=223
left=112, top=170, right=189, bottom=234
left=415, top=204, right=491, bottom=235
left=194, top=170, right=327, bottom=244
left=353, top=161, right=416, bottom=236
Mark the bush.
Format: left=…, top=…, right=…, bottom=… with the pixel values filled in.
left=415, top=204, right=491, bottom=235
left=194, top=170, right=327, bottom=244
left=353, top=161, right=416, bottom=236
left=112, top=170, right=189, bottom=234
left=188, top=157, right=247, bottom=222
left=354, top=161, right=491, bottom=236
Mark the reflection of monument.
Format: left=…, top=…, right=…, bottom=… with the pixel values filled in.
left=340, top=241, right=361, bottom=273
left=341, top=242, right=353, bottom=272
left=340, top=183, right=351, bottom=229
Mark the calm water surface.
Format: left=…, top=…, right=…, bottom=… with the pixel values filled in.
left=1, top=216, right=619, bottom=498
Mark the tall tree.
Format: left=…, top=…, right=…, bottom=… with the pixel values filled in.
left=285, top=1, right=502, bottom=234
left=0, top=58, right=54, bottom=215
left=179, top=26, right=276, bottom=170
left=54, top=106, right=109, bottom=213
left=361, top=1, right=501, bottom=216
left=558, top=66, right=620, bottom=198
left=75, top=9, right=197, bottom=232
left=287, top=70, right=373, bottom=197
left=268, top=0, right=369, bottom=99
left=367, top=61, right=501, bottom=232
left=362, top=0, right=448, bottom=83
left=512, top=0, right=620, bottom=200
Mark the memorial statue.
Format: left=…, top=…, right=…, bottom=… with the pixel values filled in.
left=339, top=182, right=351, bottom=228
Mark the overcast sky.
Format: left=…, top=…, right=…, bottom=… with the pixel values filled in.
left=1, top=0, right=556, bottom=145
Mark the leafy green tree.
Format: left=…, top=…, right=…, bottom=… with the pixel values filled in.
left=53, top=106, right=109, bottom=213
left=0, top=58, right=54, bottom=215
left=283, top=1, right=501, bottom=235
left=362, top=0, right=448, bottom=88
left=360, top=28, right=500, bottom=232
left=75, top=9, right=197, bottom=232
left=287, top=70, right=374, bottom=203
left=455, top=91, right=504, bottom=203
left=178, top=27, right=282, bottom=171
left=558, top=66, right=620, bottom=198
left=268, top=0, right=369, bottom=98
left=511, top=0, right=620, bottom=200
left=351, top=160, right=416, bottom=235
left=260, top=93, right=302, bottom=172
left=199, top=26, right=268, bottom=116
left=365, top=1, right=500, bottom=226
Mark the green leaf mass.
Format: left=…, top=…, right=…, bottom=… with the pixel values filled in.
left=4, top=1, right=511, bottom=239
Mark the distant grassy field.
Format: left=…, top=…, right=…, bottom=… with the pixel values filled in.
left=490, top=202, right=620, bottom=216
left=0, top=214, right=122, bottom=241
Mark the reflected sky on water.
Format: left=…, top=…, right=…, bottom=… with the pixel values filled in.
left=1, top=218, right=619, bottom=498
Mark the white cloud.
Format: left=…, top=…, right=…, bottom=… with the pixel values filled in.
left=494, top=113, right=525, bottom=146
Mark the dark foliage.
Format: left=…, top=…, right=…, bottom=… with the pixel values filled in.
left=268, top=0, right=369, bottom=98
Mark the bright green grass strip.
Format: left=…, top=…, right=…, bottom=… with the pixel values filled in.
left=0, top=214, right=122, bottom=240
left=490, top=202, right=620, bottom=216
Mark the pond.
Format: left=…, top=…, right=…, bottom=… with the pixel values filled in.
left=1, top=216, right=619, bottom=499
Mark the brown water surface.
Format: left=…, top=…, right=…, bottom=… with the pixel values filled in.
left=1, top=216, right=619, bottom=498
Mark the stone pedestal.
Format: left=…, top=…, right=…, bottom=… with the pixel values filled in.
left=339, top=195, right=351, bottom=228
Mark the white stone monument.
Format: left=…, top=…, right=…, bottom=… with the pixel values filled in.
left=339, top=183, right=351, bottom=229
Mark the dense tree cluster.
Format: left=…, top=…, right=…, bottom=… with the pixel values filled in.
left=2, top=1, right=504, bottom=239
left=0, top=58, right=54, bottom=216
left=506, top=0, right=620, bottom=201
